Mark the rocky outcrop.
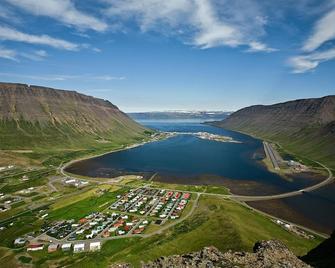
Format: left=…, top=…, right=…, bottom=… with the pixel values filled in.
left=111, top=240, right=311, bottom=268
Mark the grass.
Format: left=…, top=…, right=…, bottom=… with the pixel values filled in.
left=151, top=181, right=230, bottom=195
left=0, top=117, right=153, bottom=169
left=0, top=214, right=42, bottom=248
left=1, top=168, right=55, bottom=194
left=48, top=186, right=127, bottom=221
left=217, top=123, right=335, bottom=170
left=27, top=195, right=323, bottom=267
left=18, top=255, right=32, bottom=264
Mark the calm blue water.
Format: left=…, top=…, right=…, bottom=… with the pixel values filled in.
left=67, top=120, right=321, bottom=195
left=66, top=120, right=335, bottom=233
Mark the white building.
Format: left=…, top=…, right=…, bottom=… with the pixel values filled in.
left=61, top=243, right=72, bottom=251
left=73, top=243, right=85, bottom=253
left=89, top=242, right=101, bottom=251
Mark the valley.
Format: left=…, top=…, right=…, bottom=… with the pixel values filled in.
left=0, top=85, right=334, bottom=267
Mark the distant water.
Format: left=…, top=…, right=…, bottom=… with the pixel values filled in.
left=66, top=120, right=322, bottom=196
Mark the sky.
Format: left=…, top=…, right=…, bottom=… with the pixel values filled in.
left=0, top=0, right=334, bottom=112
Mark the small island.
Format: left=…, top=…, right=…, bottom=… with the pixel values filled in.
left=194, top=132, right=241, bottom=143
left=167, top=131, right=241, bottom=143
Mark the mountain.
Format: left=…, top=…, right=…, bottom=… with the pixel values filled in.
left=210, top=96, right=335, bottom=169
left=128, top=111, right=231, bottom=121
left=0, top=83, right=148, bottom=149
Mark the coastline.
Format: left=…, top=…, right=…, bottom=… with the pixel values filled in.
left=59, top=132, right=172, bottom=179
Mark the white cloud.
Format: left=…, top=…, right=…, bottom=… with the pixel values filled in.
left=289, top=47, right=335, bottom=73
left=105, top=0, right=274, bottom=52
left=0, top=25, right=79, bottom=50
left=303, top=8, right=335, bottom=52
left=0, top=47, right=18, bottom=61
left=20, top=50, right=48, bottom=61
left=6, top=0, right=108, bottom=32
left=289, top=4, right=335, bottom=73
left=246, top=41, right=277, bottom=53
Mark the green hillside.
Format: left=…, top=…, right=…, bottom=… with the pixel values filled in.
left=211, top=96, right=335, bottom=170
left=0, top=83, right=151, bottom=166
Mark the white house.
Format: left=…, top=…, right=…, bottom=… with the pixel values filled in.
left=61, top=243, right=72, bottom=251
left=89, top=242, right=101, bottom=251
left=73, top=243, right=85, bottom=253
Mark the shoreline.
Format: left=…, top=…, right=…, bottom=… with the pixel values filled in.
left=60, top=132, right=173, bottom=179
left=59, top=127, right=333, bottom=237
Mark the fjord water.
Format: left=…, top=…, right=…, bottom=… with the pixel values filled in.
left=67, top=120, right=335, bottom=234
left=67, top=120, right=321, bottom=196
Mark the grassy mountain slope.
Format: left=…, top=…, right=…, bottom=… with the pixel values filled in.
left=211, top=96, right=335, bottom=169
left=0, top=82, right=150, bottom=165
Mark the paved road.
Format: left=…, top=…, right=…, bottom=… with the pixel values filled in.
left=145, top=161, right=333, bottom=202
left=231, top=161, right=333, bottom=202
left=263, top=141, right=280, bottom=170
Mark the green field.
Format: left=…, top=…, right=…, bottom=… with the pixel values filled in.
left=151, top=181, right=230, bottom=195
left=48, top=187, right=127, bottom=221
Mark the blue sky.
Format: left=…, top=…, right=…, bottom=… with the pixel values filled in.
left=0, top=0, right=334, bottom=112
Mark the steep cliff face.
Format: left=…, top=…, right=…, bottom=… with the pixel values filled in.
left=211, top=96, right=335, bottom=168
left=0, top=82, right=147, bottom=149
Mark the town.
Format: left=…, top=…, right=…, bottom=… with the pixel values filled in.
left=8, top=186, right=192, bottom=254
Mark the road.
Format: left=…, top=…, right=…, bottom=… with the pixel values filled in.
left=231, top=161, right=333, bottom=202
left=263, top=141, right=280, bottom=170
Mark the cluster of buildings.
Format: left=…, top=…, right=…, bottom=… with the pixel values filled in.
left=63, top=178, right=89, bottom=188
left=25, top=241, right=101, bottom=253
left=45, top=220, right=83, bottom=240
left=149, top=191, right=190, bottom=220
left=0, top=165, right=14, bottom=172
left=8, top=187, right=192, bottom=256
left=0, top=194, right=22, bottom=212
left=273, top=219, right=315, bottom=239
left=110, top=188, right=191, bottom=221
left=75, top=212, right=122, bottom=239
left=18, top=187, right=35, bottom=195
left=286, top=160, right=308, bottom=172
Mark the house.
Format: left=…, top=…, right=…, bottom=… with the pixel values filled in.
left=89, top=242, right=101, bottom=251
left=14, top=237, right=26, bottom=247
left=27, top=243, right=44, bottom=251
left=61, top=243, right=72, bottom=251
left=102, top=231, right=110, bottom=238
left=64, top=179, right=76, bottom=184
left=79, top=218, right=88, bottom=224
left=73, top=243, right=85, bottom=253
left=75, top=229, right=84, bottom=234
left=48, top=244, right=59, bottom=253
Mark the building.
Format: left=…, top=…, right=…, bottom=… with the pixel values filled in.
left=61, top=243, right=72, bottom=251
left=73, top=243, right=85, bottom=253
left=89, top=242, right=101, bottom=251
left=27, top=243, right=44, bottom=251
left=48, top=244, right=59, bottom=253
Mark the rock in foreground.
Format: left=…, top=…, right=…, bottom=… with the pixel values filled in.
left=123, top=240, right=311, bottom=268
